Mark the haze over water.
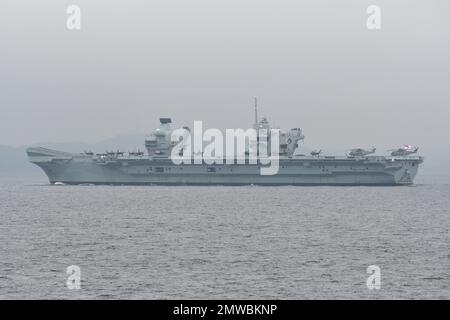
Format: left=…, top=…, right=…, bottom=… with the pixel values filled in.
left=0, top=174, right=448, bottom=299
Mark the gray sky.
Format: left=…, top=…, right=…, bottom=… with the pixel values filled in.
left=1, top=0, right=449, bottom=156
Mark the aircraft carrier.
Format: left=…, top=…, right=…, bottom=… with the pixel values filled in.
left=27, top=107, right=423, bottom=186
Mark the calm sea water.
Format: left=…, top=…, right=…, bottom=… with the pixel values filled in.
left=0, top=174, right=448, bottom=299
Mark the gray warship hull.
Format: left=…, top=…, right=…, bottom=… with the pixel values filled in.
left=27, top=147, right=423, bottom=186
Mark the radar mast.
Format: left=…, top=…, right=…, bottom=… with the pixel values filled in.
left=254, top=97, right=258, bottom=128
